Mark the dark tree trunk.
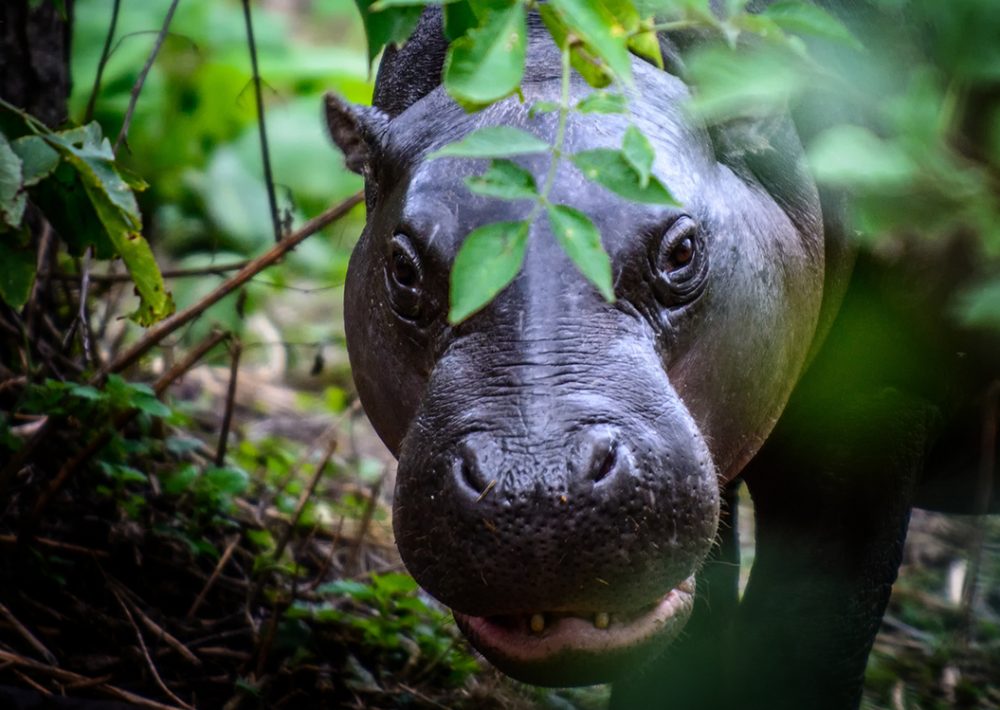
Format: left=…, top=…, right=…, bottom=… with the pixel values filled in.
left=0, top=0, right=75, bottom=128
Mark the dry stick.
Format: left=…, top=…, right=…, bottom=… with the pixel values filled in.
left=112, top=588, right=196, bottom=710
left=0, top=602, right=58, bottom=665
left=187, top=534, right=241, bottom=620
left=19, top=329, right=229, bottom=540
left=104, top=192, right=362, bottom=378
left=241, top=0, right=282, bottom=243
left=0, top=650, right=183, bottom=710
left=46, top=260, right=253, bottom=283
left=111, top=588, right=201, bottom=667
left=84, top=0, right=122, bottom=123
left=247, top=435, right=340, bottom=611
left=114, top=0, right=181, bottom=153
left=0, top=533, right=109, bottom=558
left=215, top=338, right=242, bottom=466
left=271, top=436, right=339, bottom=566
left=960, top=380, right=999, bottom=646
left=1, top=192, right=362, bottom=492
left=349, top=473, right=385, bottom=574
left=12, top=669, right=51, bottom=696
left=78, top=248, right=95, bottom=364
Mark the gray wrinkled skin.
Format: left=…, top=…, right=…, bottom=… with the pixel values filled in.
left=327, top=29, right=826, bottom=685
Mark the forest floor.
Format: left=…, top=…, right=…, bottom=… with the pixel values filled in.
left=1, top=286, right=998, bottom=710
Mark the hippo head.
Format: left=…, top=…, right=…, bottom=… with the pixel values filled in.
left=327, top=50, right=824, bottom=686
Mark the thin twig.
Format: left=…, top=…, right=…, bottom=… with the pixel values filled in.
left=0, top=650, right=183, bottom=710
left=241, top=0, right=282, bottom=242
left=102, top=192, right=362, bottom=378
left=0, top=533, right=109, bottom=557
left=114, top=0, right=182, bottom=153
left=112, top=589, right=201, bottom=666
left=215, top=338, right=242, bottom=466
left=19, top=329, right=229, bottom=539
left=13, top=669, right=51, bottom=696
left=112, top=588, right=196, bottom=710
left=349, top=472, right=385, bottom=573
left=78, top=247, right=95, bottom=364
left=1, top=193, right=362, bottom=494
left=187, top=534, right=241, bottom=620
left=271, top=436, right=339, bottom=565
left=45, top=260, right=253, bottom=282
left=84, top=0, right=122, bottom=122
left=0, top=601, right=58, bottom=665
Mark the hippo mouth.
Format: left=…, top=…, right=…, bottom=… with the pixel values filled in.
left=452, top=576, right=696, bottom=687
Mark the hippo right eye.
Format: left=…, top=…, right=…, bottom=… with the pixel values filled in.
left=651, top=216, right=708, bottom=307
left=385, top=234, right=425, bottom=320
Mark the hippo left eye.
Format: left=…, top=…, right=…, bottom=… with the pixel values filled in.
left=385, top=234, right=425, bottom=320
left=651, top=216, right=708, bottom=306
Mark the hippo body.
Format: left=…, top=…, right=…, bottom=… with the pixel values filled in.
left=327, top=7, right=997, bottom=708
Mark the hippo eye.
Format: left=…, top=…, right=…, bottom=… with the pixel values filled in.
left=651, top=216, right=708, bottom=306
left=385, top=233, right=424, bottom=320
left=391, top=248, right=418, bottom=288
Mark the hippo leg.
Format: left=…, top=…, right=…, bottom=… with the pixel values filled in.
left=733, top=385, right=934, bottom=710
left=610, top=484, right=741, bottom=709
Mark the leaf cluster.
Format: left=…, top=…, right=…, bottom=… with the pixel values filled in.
left=0, top=104, right=173, bottom=324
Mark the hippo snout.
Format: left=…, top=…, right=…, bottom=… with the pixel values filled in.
left=391, top=359, right=721, bottom=683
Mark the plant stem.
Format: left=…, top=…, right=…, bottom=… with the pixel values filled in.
left=531, top=42, right=573, bottom=218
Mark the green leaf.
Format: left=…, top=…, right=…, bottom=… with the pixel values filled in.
left=43, top=124, right=174, bottom=325
left=0, top=236, right=36, bottom=308
left=11, top=136, right=59, bottom=186
left=622, top=125, right=654, bottom=187
left=69, top=385, right=103, bottom=401
left=0, top=133, right=25, bottom=230
left=576, top=92, right=626, bottom=114
left=807, top=125, right=916, bottom=189
left=528, top=100, right=561, bottom=118
left=204, top=466, right=250, bottom=496
left=429, top=126, right=549, bottom=159
left=629, top=29, right=664, bottom=69
left=449, top=220, right=529, bottom=323
left=443, top=2, right=527, bottom=110
left=760, top=1, right=864, bottom=50
left=546, top=204, right=615, bottom=301
left=132, top=393, right=171, bottom=418
left=954, top=277, right=1000, bottom=330
left=465, top=159, right=538, bottom=200
left=538, top=4, right=612, bottom=88
left=443, top=0, right=478, bottom=40
left=353, top=0, right=423, bottom=65
left=685, top=45, right=808, bottom=122
left=548, top=0, right=634, bottom=84
left=163, top=463, right=199, bottom=495
left=571, top=148, right=678, bottom=204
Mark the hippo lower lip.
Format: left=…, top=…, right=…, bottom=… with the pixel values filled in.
left=452, top=577, right=696, bottom=686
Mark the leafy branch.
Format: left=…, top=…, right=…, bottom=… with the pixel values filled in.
left=348, top=0, right=866, bottom=323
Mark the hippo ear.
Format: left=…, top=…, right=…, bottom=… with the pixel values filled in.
left=324, top=92, right=389, bottom=175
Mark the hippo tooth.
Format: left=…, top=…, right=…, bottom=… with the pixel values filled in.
left=594, top=612, right=610, bottom=629
left=530, top=614, right=545, bottom=633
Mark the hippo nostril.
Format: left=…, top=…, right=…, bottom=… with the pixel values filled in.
left=456, top=442, right=489, bottom=497
left=593, top=441, right=618, bottom=483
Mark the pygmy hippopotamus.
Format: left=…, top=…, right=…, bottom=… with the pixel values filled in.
left=326, top=8, right=998, bottom=709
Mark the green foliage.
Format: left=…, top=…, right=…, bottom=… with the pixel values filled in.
left=0, top=104, right=174, bottom=323
left=449, top=220, right=530, bottom=322
left=465, top=159, right=538, bottom=200
left=291, top=571, right=480, bottom=685
left=443, top=2, right=527, bottom=110
left=571, top=146, right=677, bottom=204
left=546, top=203, right=615, bottom=300
left=429, top=126, right=550, bottom=158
